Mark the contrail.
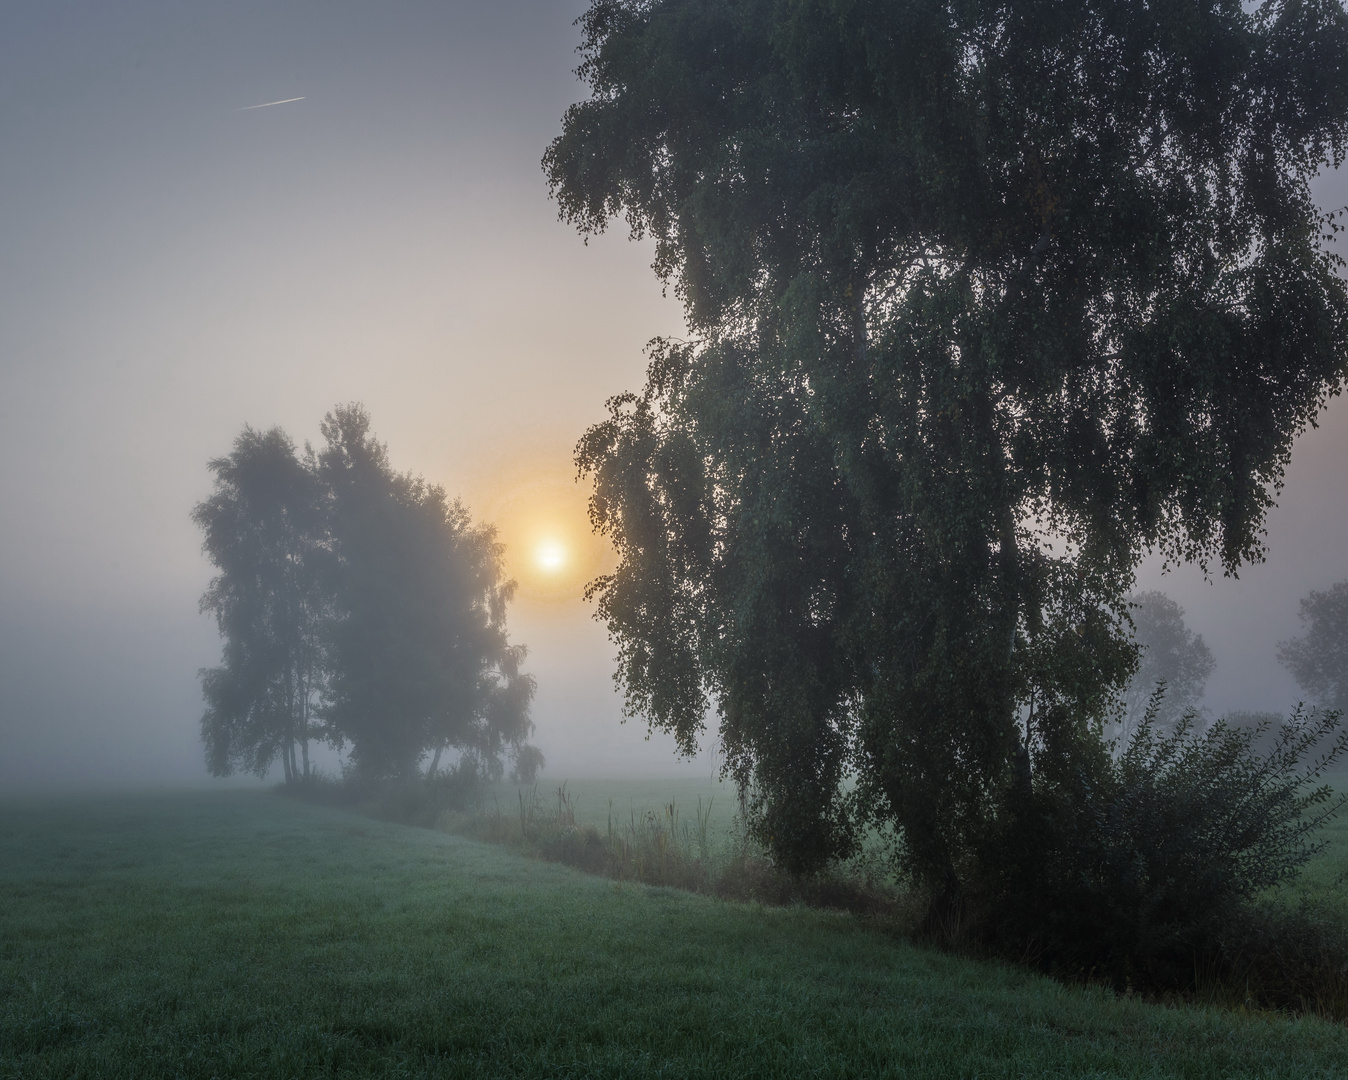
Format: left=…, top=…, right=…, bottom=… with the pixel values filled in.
left=237, top=96, right=306, bottom=111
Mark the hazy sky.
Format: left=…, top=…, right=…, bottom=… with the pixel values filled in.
left=2, top=1, right=1347, bottom=790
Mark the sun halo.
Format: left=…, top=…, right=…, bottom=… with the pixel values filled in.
left=465, top=454, right=616, bottom=604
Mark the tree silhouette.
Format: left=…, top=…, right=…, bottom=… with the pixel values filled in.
left=317, top=404, right=536, bottom=781
left=1116, top=591, right=1215, bottom=742
left=552, top=0, right=1348, bottom=882
left=1280, top=581, right=1348, bottom=714
left=194, top=426, right=327, bottom=781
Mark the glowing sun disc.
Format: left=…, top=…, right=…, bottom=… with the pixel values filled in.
left=535, top=540, right=567, bottom=572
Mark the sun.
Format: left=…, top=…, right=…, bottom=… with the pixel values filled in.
left=534, top=539, right=567, bottom=573
left=464, top=453, right=617, bottom=603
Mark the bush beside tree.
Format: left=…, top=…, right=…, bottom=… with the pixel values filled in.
left=982, top=704, right=1347, bottom=991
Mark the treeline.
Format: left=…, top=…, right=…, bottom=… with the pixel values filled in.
left=1122, top=584, right=1348, bottom=747
left=194, top=404, right=541, bottom=784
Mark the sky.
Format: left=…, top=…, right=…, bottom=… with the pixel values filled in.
left=1, top=1, right=1346, bottom=791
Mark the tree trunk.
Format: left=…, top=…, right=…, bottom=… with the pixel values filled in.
left=428, top=742, right=444, bottom=777
left=299, top=668, right=311, bottom=780
left=1000, top=501, right=1032, bottom=792
left=922, top=865, right=967, bottom=945
left=851, top=281, right=868, bottom=367
left=282, top=653, right=298, bottom=785
left=978, top=386, right=1033, bottom=796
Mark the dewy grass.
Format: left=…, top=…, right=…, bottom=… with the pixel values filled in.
left=3, top=789, right=1348, bottom=1078
left=320, top=771, right=1348, bottom=1016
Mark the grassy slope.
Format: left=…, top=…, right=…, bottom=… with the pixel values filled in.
left=1280, top=773, right=1348, bottom=920
left=2, top=792, right=1347, bottom=1079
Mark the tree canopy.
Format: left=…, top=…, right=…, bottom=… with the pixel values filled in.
left=553, top=0, right=1348, bottom=881
left=195, top=406, right=539, bottom=783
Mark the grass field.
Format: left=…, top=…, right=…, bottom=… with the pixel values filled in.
left=1269, top=772, right=1348, bottom=922
left=3, top=790, right=1348, bottom=1077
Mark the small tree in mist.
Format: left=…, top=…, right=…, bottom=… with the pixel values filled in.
left=1279, top=581, right=1348, bottom=713
left=194, top=426, right=328, bottom=782
left=315, top=405, right=537, bottom=781
left=1115, top=591, right=1215, bottom=743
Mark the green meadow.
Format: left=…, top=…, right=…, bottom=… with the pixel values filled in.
left=1269, top=772, right=1348, bottom=923
left=3, top=788, right=1348, bottom=1079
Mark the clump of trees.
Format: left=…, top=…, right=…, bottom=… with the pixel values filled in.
left=194, top=404, right=541, bottom=784
left=549, top=0, right=1348, bottom=986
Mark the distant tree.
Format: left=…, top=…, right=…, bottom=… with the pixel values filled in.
left=194, top=427, right=327, bottom=782
left=1279, top=581, right=1348, bottom=713
left=510, top=744, right=546, bottom=785
left=1115, top=591, right=1215, bottom=742
left=318, top=405, right=537, bottom=781
left=553, top=0, right=1348, bottom=886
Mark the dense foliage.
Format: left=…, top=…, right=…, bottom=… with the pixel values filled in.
left=317, top=406, right=537, bottom=780
left=553, top=0, right=1348, bottom=889
left=986, top=705, right=1348, bottom=983
left=195, top=406, right=539, bottom=782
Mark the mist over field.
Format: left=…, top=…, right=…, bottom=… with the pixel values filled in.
left=9, top=4, right=1348, bottom=1076
left=0, top=0, right=1346, bottom=792
left=0, top=0, right=698, bottom=789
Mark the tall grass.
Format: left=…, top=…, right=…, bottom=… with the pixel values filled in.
left=447, top=783, right=903, bottom=915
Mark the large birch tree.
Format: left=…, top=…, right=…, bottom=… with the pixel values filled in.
left=552, top=0, right=1348, bottom=885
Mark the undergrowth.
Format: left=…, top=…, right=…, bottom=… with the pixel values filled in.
left=443, top=783, right=907, bottom=918
left=966, top=705, right=1348, bottom=1019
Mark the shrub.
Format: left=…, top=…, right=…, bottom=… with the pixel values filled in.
left=1209, top=900, right=1348, bottom=1017
left=980, top=704, right=1348, bottom=994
